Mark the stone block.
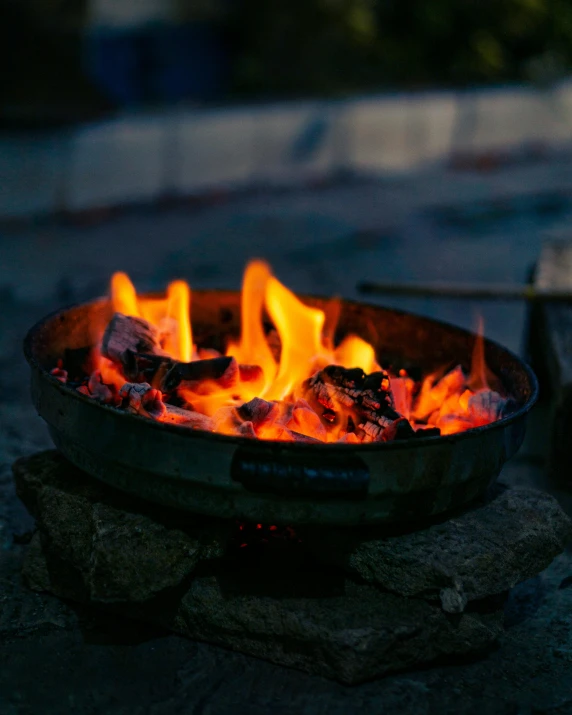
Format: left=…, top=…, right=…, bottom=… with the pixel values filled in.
left=14, top=451, right=571, bottom=683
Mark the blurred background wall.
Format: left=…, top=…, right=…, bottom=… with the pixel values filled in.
left=3, top=0, right=572, bottom=125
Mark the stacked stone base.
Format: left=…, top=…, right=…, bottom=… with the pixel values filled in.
left=13, top=451, right=572, bottom=685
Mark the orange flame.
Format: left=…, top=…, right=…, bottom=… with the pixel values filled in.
left=111, top=272, right=140, bottom=317
left=165, top=280, right=192, bottom=363
left=95, top=263, right=506, bottom=443
left=226, top=260, right=276, bottom=392
left=334, top=334, right=379, bottom=374
left=263, top=276, right=327, bottom=401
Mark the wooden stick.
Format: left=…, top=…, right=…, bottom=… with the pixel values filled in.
left=357, top=281, right=572, bottom=302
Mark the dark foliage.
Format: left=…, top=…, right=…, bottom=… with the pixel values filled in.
left=230, top=0, right=572, bottom=95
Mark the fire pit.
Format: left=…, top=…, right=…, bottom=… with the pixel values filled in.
left=18, top=263, right=572, bottom=683
left=24, top=261, right=537, bottom=525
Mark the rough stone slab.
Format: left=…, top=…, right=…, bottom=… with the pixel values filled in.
left=307, top=487, right=571, bottom=611
left=14, top=450, right=510, bottom=683
left=14, top=451, right=229, bottom=604
left=175, top=577, right=504, bottom=685
left=24, top=532, right=503, bottom=685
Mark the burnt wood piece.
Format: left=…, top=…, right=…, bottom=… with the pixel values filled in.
left=529, top=241, right=572, bottom=481
left=101, top=313, right=162, bottom=375
left=113, top=353, right=245, bottom=392
left=77, top=371, right=120, bottom=406
left=161, top=356, right=235, bottom=392
left=122, top=352, right=173, bottom=385
left=62, top=346, right=95, bottom=381
left=304, top=365, right=416, bottom=441
left=162, top=404, right=214, bottom=431
left=50, top=365, right=68, bottom=383
left=119, top=382, right=167, bottom=419
left=119, top=382, right=214, bottom=430
left=213, top=398, right=326, bottom=442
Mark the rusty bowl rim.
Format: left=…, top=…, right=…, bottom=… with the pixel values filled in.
left=24, top=291, right=539, bottom=454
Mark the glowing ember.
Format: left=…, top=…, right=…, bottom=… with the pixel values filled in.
left=55, top=261, right=511, bottom=443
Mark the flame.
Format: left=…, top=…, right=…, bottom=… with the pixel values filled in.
left=263, top=276, right=327, bottom=401
left=467, top=315, right=487, bottom=392
left=82, top=262, right=508, bottom=443
left=111, top=272, right=140, bottom=317
left=97, top=353, right=126, bottom=391
left=226, top=260, right=276, bottom=392
left=165, top=280, right=192, bottom=363
left=334, top=335, right=379, bottom=374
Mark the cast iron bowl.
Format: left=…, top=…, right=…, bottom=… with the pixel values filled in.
left=24, top=290, right=538, bottom=525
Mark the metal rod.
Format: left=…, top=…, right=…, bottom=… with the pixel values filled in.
left=357, top=280, right=572, bottom=302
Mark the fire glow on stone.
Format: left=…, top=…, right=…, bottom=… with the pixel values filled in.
left=54, top=260, right=509, bottom=443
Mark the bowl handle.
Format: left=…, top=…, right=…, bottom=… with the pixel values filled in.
left=231, top=446, right=369, bottom=498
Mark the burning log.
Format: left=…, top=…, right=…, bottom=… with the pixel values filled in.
left=119, top=382, right=166, bottom=419
left=119, top=382, right=214, bottom=430
left=161, top=404, right=214, bottom=431
left=237, top=397, right=328, bottom=442
left=412, top=366, right=466, bottom=422
left=303, top=365, right=416, bottom=442
left=101, top=313, right=162, bottom=374
left=161, top=356, right=236, bottom=392
left=210, top=397, right=327, bottom=442
left=50, top=361, right=68, bottom=384
left=237, top=396, right=275, bottom=425
left=102, top=333, right=263, bottom=395
left=162, top=357, right=264, bottom=395
left=77, top=371, right=120, bottom=406
left=197, top=347, right=222, bottom=360
left=467, top=390, right=511, bottom=425
left=120, top=352, right=172, bottom=385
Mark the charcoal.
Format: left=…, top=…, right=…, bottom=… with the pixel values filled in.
left=122, top=351, right=173, bottom=385
left=288, top=430, right=323, bottom=443
left=117, top=382, right=214, bottom=429
left=235, top=397, right=327, bottom=442
left=238, top=363, right=264, bottom=384
left=162, top=404, right=214, bottom=431
left=77, top=371, right=120, bottom=406
left=197, top=347, right=222, bottom=360
left=468, top=389, right=509, bottom=422
left=161, top=356, right=235, bottom=392
left=119, top=382, right=166, bottom=420
left=304, top=365, right=415, bottom=442
left=101, top=313, right=161, bottom=370
left=62, top=345, right=94, bottom=381
left=237, top=397, right=275, bottom=424
left=50, top=365, right=68, bottom=383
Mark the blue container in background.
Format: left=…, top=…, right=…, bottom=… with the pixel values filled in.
left=84, top=22, right=227, bottom=107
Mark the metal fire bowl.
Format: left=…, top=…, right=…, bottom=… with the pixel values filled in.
left=24, top=291, right=538, bottom=526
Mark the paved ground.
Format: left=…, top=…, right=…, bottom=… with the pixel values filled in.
left=2, top=159, right=572, bottom=713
